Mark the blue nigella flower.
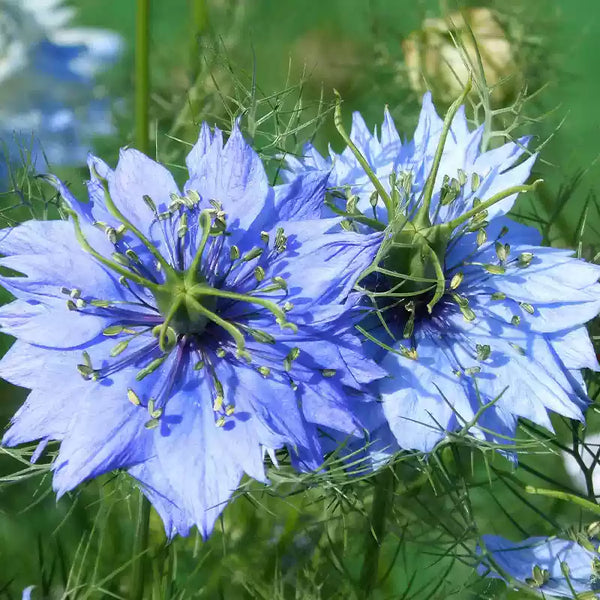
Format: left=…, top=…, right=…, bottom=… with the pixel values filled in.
left=479, top=534, right=600, bottom=598
left=285, top=89, right=600, bottom=453
left=0, top=0, right=121, bottom=185
left=0, top=122, right=385, bottom=537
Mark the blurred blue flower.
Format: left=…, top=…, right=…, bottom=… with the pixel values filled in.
left=0, top=122, right=384, bottom=537
left=21, top=586, right=35, bottom=600
left=285, top=94, right=600, bottom=453
left=480, top=534, right=600, bottom=598
left=0, top=0, right=121, bottom=184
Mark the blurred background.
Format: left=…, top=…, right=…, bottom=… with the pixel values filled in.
left=1, top=1, right=600, bottom=598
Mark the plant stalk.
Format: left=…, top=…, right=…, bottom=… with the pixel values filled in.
left=359, top=466, right=397, bottom=598
left=135, top=0, right=151, bottom=154
left=131, top=492, right=151, bottom=600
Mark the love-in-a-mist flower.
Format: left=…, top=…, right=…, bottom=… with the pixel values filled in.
left=480, top=534, right=600, bottom=598
left=0, top=0, right=121, bottom=184
left=285, top=86, right=600, bottom=452
left=0, top=122, right=385, bottom=538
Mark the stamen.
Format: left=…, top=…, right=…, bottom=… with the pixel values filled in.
left=283, top=347, right=300, bottom=371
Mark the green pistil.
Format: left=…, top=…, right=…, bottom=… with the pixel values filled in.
left=158, top=296, right=183, bottom=352
left=414, top=76, right=472, bottom=230
left=186, top=295, right=251, bottom=362
left=67, top=209, right=160, bottom=291
left=101, top=182, right=175, bottom=277
left=188, top=285, right=297, bottom=333
left=333, top=91, right=395, bottom=219
left=441, top=180, right=542, bottom=233
left=185, top=210, right=212, bottom=285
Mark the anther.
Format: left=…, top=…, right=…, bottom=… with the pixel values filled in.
left=283, top=347, right=300, bottom=372
left=476, top=344, right=491, bottom=361
left=127, top=388, right=141, bottom=405
left=518, top=252, right=534, bottom=268
left=275, top=228, right=287, bottom=252
left=449, top=272, right=463, bottom=290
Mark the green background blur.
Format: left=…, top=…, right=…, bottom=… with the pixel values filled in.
left=1, top=1, right=600, bottom=598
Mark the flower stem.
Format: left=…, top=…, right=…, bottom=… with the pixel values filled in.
left=190, top=0, right=209, bottom=77
left=130, top=4, right=152, bottom=598
left=135, top=0, right=151, bottom=154
left=359, top=466, right=397, bottom=597
left=131, top=492, right=151, bottom=600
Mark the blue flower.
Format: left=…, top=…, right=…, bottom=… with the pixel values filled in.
left=285, top=93, right=600, bottom=452
left=480, top=534, right=600, bottom=598
left=0, top=122, right=384, bottom=537
left=0, top=0, right=121, bottom=184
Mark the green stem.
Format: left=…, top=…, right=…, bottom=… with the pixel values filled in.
left=190, top=0, right=209, bottom=77
left=135, top=0, right=150, bottom=154
left=131, top=7, right=151, bottom=594
left=359, top=467, right=397, bottom=597
left=415, top=77, right=472, bottom=229
left=131, top=492, right=151, bottom=600
left=525, top=485, right=600, bottom=516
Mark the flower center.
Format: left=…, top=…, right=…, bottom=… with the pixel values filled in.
left=152, top=274, right=216, bottom=337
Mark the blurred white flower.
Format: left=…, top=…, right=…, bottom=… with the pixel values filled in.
left=402, top=8, right=520, bottom=104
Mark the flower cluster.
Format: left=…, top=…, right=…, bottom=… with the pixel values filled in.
left=1, top=85, right=600, bottom=554
left=0, top=0, right=121, bottom=185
